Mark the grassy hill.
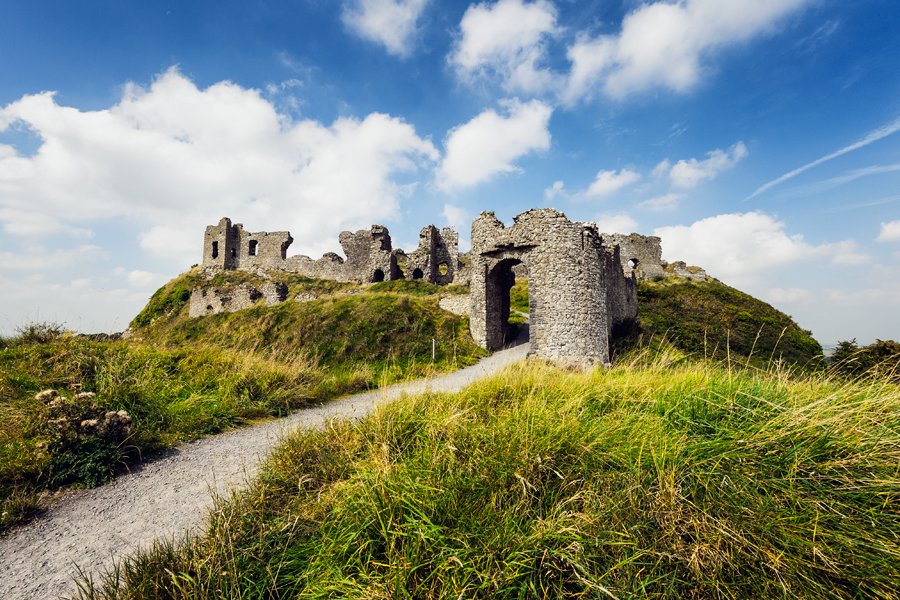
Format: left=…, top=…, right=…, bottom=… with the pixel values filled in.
left=0, top=270, right=482, bottom=531
left=507, top=276, right=823, bottom=367
left=79, top=350, right=900, bottom=598
left=634, top=277, right=822, bottom=366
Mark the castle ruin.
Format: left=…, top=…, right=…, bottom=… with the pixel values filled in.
left=202, top=217, right=458, bottom=284
left=196, top=211, right=708, bottom=367
left=604, top=232, right=708, bottom=282
left=469, top=209, right=637, bottom=367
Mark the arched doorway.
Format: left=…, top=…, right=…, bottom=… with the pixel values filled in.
left=372, top=269, right=385, bottom=282
left=480, top=257, right=531, bottom=349
left=412, top=268, right=424, bottom=280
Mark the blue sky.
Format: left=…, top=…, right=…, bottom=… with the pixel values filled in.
left=1, top=0, right=899, bottom=345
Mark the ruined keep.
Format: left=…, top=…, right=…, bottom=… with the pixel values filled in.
left=202, top=217, right=458, bottom=284
left=603, top=232, right=708, bottom=282
left=469, top=209, right=637, bottom=367
left=604, top=233, right=666, bottom=279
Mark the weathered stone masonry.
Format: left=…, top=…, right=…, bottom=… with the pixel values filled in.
left=469, top=209, right=637, bottom=367
left=604, top=232, right=708, bottom=282
left=202, top=217, right=459, bottom=284
left=199, top=213, right=706, bottom=367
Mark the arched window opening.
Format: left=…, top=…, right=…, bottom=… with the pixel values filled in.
left=249, top=240, right=258, bottom=256
left=372, top=269, right=385, bottom=282
left=628, top=258, right=639, bottom=270
left=412, top=268, right=424, bottom=280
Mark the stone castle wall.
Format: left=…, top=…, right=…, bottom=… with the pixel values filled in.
left=602, top=232, right=708, bottom=281
left=201, top=218, right=457, bottom=284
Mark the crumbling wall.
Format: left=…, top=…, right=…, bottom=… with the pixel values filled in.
left=338, top=225, right=401, bottom=282
left=404, top=226, right=459, bottom=284
left=469, top=209, right=636, bottom=368
left=602, top=242, right=638, bottom=331
left=201, top=218, right=456, bottom=285
left=188, top=282, right=287, bottom=318
left=603, top=233, right=666, bottom=280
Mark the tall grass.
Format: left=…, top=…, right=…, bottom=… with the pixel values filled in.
left=79, top=350, right=900, bottom=598
left=1, top=289, right=485, bottom=531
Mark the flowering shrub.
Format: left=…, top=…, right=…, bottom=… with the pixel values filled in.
left=35, top=390, right=132, bottom=487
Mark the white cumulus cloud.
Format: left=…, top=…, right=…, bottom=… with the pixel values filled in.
left=544, top=180, right=566, bottom=202
left=437, top=99, right=552, bottom=191
left=563, top=0, right=810, bottom=103
left=595, top=212, right=638, bottom=234
left=0, top=68, right=439, bottom=264
left=654, top=212, right=829, bottom=286
left=441, top=203, right=469, bottom=229
left=661, top=142, right=748, bottom=189
left=449, top=0, right=560, bottom=94
left=585, top=168, right=640, bottom=198
left=877, top=220, right=900, bottom=242
left=341, top=0, right=429, bottom=57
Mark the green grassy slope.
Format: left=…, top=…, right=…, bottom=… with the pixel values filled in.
left=81, top=352, right=900, bottom=599
left=0, top=273, right=484, bottom=531
left=634, top=277, right=823, bottom=367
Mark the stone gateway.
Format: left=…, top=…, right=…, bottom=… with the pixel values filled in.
left=468, top=209, right=637, bottom=368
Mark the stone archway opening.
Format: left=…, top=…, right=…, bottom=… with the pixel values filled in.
left=372, top=269, right=385, bottom=282
left=412, top=268, right=424, bottom=280
left=487, top=258, right=529, bottom=347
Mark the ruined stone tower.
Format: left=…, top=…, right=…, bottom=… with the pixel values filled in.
left=405, top=225, right=459, bottom=284
left=469, top=209, right=637, bottom=367
left=203, top=217, right=292, bottom=271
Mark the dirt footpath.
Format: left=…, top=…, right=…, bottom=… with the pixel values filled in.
left=0, top=343, right=529, bottom=599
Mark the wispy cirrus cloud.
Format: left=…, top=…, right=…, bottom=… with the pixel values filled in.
left=748, top=116, right=900, bottom=199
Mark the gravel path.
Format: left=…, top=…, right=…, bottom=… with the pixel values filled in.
left=0, top=342, right=529, bottom=599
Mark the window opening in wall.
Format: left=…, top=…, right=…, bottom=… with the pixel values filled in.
left=249, top=240, right=258, bottom=256
left=628, top=258, right=639, bottom=269
left=372, top=269, right=385, bottom=282
left=412, top=268, right=424, bottom=280
left=231, top=247, right=237, bottom=258
left=211, top=241, right=219, bottom=259
left=438, top=262, right=449, bottom=276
